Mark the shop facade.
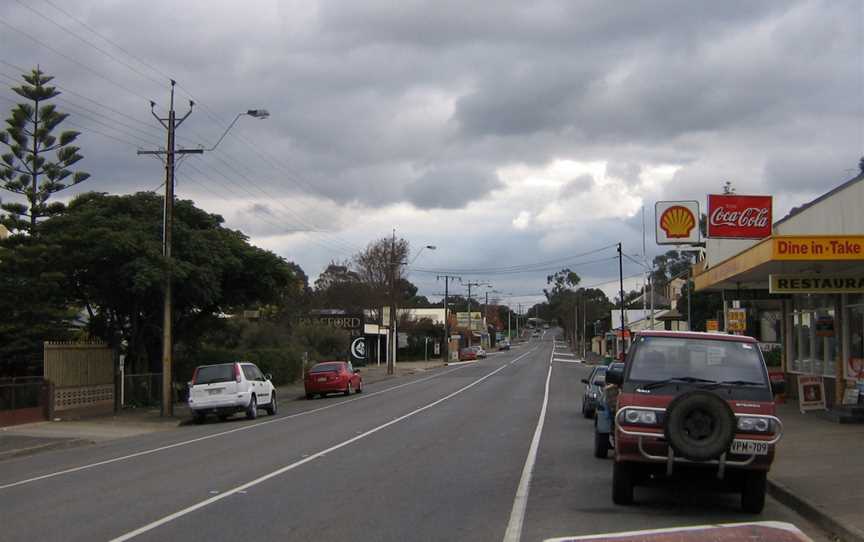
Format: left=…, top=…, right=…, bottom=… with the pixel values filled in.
left=693, top=175, right=864, bottom=412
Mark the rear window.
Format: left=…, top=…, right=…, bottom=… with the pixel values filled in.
left=193, top=364, right=234, bottom=385
left=628, top=337, right=767, bottom=385
left=310, top=363, right=343, bottom=373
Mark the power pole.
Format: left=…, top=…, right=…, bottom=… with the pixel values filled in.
left=388, top=229, right=397, bottom=375
left=137, top=80, right=201, bottom=417
left=437, top=274, right=460, bottom=363
left=618, top=242, right=626, bottom=353
left=582, top=295, right=587, bottom=359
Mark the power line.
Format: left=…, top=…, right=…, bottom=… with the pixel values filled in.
left=410, top=244, right=617, bottom=274
left=0, top=16, right=153, bottom=102
left=409, top=255, right=618, bottom=276
left=14, top=0, right=166, bottom=88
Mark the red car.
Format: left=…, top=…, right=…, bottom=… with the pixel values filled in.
left=305, top=361, right=363, bottom=399
left=606, top=331, right=784, bottom=513
left=458, top=347, right=478, bottom=361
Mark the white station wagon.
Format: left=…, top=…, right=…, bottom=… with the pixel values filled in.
left=188, top=362, right=277, bottom=423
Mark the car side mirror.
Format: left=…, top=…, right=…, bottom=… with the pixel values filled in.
left=581, top=379, right=589, bottom=385
left=606, top=363, right=625, bottom=386
left=264, top=373, right=272, bottom=381
left=187, top=381, right=193, bottom=388
left=771, top=380, right=785, bottom=396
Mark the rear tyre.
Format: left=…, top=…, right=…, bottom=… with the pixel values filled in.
left=246, top=395, right=258, bottom=420
left=192, top=412, right=206, bottom=424
left=217, top=414, right=230, bottom=421
left=741, top=471, right=767, bottom=513
left=594, top=427, right=610, bottom=459
left=265, top=393, right=277, bottom=416
left=612, top=462, right=634, bottom=505
left=345, top=382, right=352, bottom=396
left=305, top=392, right=314, bottom=400
left=356, top=381, right=363, bottom=394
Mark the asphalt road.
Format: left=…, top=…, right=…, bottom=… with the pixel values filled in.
left=0, top=329, right=828, bottom=542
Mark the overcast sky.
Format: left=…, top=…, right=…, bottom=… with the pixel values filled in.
left=1, top=0, right=861, bottom=308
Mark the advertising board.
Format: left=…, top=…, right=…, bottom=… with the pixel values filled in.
left=655, top=201, right=700, bottom=245
left=707, top=194, right=772, bottom=239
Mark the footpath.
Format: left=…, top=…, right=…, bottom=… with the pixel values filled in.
left=768, top=403, right=864, bottom=542
left=0, top=360, right=444, bottom=462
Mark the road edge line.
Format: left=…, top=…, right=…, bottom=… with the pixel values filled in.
left=502, top=342, right=554, bottom=542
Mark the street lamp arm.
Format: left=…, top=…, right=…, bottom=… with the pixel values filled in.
left=202, top=109, right=270, bottom=152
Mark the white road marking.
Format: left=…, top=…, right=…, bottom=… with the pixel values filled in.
left=110, top=348, right=539, bottom=541
left=0, top=363, right=474, bottom=491
left=553, top=358, right=583, bottom=363
left=503, top=342, right=554, bottom=542
left=553, top=352, right=576, bottom=356
left=543, top=521, right=808, bottom=541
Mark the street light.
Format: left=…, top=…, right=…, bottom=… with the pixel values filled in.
left=409, top=245, right=437, bottom=265
left=204, top=109, right=271, bottom=151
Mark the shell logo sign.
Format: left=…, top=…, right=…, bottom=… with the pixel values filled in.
left=655, top=201, right=700, bottom=245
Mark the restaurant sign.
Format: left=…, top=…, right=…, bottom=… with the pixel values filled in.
left=707, top=194, right=772, bottom=239
left=773, top=236, right=864, bottom=261
left=770, top=274, right=864, bottom=294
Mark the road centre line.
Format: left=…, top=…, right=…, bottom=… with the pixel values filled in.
left=110, top=347, right=539, bottom=542
left=503, top=339, right=554, bottom=542
left=0, top=361, right=481, bottom=491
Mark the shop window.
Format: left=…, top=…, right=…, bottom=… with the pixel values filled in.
left=790, top=299, right=839, bottom=377
left=848, top=303, right=864, bottom=381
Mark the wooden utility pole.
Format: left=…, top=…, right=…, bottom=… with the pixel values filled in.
left=137, top=80, right=201, bottom=416
left=437, top=274, right=460, bottom=363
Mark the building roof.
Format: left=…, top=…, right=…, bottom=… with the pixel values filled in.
left=773, top=172, right=864, bottom=228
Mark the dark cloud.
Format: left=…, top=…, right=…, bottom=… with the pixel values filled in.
left=404, top=166, right=500, bottom=209
left=0, top=0, right=859, bottom=288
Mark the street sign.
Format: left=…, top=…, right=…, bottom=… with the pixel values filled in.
left=655, top=201, right=700, bottom=245
left=707, top=194, right=772, bottom=239
left=706, top=319, right=720, bottom=332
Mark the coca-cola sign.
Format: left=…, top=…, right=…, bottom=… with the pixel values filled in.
left=707, top=194, right=772, bottom=239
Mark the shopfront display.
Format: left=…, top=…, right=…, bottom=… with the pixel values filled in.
left=788, top=294, right=839, bottom=379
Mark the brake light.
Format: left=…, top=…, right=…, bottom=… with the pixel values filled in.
left=234, top=363, right=242, bottom=383
left=191, top=367, right=199, bottom=385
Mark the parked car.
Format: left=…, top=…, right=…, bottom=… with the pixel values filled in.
left=605, top=331, right=784, bottom=513
left=458, top=347, right=478, bottom=361
left=498, top=341, right=511, bottom=351
left=188, top=362, right=277, bottom=423
left=305, top=361, right=363, bottom=399
left=580, top=365, right=608, bottom=418
left=594, top=363, right=623, bottom=459
left=471, top=346, right=487, bottom=358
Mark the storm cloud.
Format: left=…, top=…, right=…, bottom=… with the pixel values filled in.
left=0, top=0, right=860, bottom=300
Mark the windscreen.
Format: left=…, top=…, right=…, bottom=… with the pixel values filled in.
left=193, top=364, right=234, bottom=385
left=628, top=337, right=767, bottom=385
left=310, top=363, right=342, bottom=373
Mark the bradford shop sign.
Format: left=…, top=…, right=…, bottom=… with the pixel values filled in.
left=770, top=274, right=864, bottom=294
left=772, top=236, right=864, bottom=260
left=707, top=194, right=772, bottom=239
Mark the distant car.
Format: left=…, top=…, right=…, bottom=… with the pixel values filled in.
left=470, top=346, right=488, bottom=358
left=581, top=365, right=608, bottom=418
left=458, top=347, right=478, bottom=361
left=188, top=362, right=277, bottom=423
left=498, top=341, right=511, bottom=351
left=305, top=361, right=363, bottom=399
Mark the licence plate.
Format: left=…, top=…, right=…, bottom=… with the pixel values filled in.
left=730, top=439, right=769, bottom=456
left=317, top=377, right=327, bottom=382
left=208, top=389, right=221, bottom=395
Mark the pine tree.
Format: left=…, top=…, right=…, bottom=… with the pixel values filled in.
left=0, top=67, right=90, bottom=234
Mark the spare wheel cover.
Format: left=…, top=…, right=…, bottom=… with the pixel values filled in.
left=663, top=390, right=736, bottom=461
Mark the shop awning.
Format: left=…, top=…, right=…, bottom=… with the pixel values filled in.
left=693, top=235, right=864, bottom=292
